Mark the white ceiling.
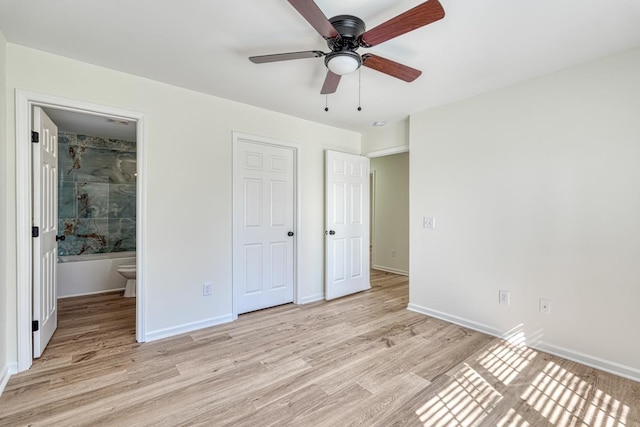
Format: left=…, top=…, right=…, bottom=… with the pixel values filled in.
left=43, top=108, right=137, bottom=142
left=1, top=0, right=639, bottom=134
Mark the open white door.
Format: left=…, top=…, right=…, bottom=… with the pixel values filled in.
left=325, top=150, right=370, bottom=300
left=32, top=107, right=59, bottom=358
left=233, top=138, right=296, bottom=314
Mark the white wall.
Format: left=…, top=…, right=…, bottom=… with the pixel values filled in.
left=57, top=255, right=135, bottom=298
left=361, top=118, right=408, bottom=155
left=3, top=44, right=360, bottom=365
left=0, top=29, right=11, bottom=393
left=370, top=152, right=409, bottom=274
left=409, top=48, right=640, bottom=379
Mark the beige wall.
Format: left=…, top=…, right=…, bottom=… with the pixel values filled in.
left=3, top=44, right=360, bottom=365
left=409, top=48, right=640, bottom=378
left=0, top=30, right=9, bottom=389
left=370, top=152, right=409, bottom=274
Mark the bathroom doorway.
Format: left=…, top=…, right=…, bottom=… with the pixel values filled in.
left=15, top=90, right=147, bottom=372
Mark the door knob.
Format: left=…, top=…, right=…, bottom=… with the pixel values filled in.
left=325, top=230, right=336, bottom=236
left=288, top=231, right=294, bottom=237
left=56, top=235, right=66, bottom=241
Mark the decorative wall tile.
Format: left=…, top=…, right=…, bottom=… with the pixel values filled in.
left=58, top=132, right=136, bottom=256
left=108, top=218, right=136, bottom=252
left=109, top=184, right=137, bottom=218
left=77, top=182, right=110, bottom=218
left=58, top=183, right=76, bottom=219
left=58, top=218, right=109, bottom=255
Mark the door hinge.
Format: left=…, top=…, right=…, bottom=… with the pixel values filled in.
left=32, top=226, right=39, bottom=238
left=31, top=131, right=39, bottom=143
left=32, top=320, right=39, bottom=332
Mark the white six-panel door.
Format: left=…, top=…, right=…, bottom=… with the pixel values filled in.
left=233, top=138, right=295, bottom=314
left=32, top=107, right=59, bottom=357
left=325, top=150, right=370, bottom=300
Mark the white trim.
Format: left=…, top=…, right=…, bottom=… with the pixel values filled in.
left=299, top=293, right=324, bottom=304
left=57, top=288, right=126, bottom=299
left=407, top=302, right=640, bottom=383
left=0, top=363, right=17, bottom=396
left=370, top=170, right=376, bottom=258
left=364, top=145, right=409, bottom=158
left=534, top=342, right=640, bottom=384
left=146, top=314, right=234, bottom=342
left=372, top=266, right=409, bottom=276
left=1, top=364, right=11, bottom=396
left=231, top=132, right=303, bottom=317
left=15, top=90, right=147, bottom=372
left=407, top=303, right=502, bottom=337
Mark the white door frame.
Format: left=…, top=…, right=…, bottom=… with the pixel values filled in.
left=15, top=90, right=148, bottom=372
left=231, top=132, right=302, bottom=319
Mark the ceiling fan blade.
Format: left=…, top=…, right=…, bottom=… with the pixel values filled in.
left=287, top=0, right=339, bottom=40
left=320, top=70, right=341, bottom=94
left=360, top=0, right=445, bottom=47
left=362, top=54, right=422, bottom=82
left=249, top=50, right=325, bottom=64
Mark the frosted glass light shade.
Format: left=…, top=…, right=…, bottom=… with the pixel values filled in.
left=326, top=53, right=360, bottom=75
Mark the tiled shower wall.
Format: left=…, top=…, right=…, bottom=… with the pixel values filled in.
left=58, top=132, right=136, bottom=256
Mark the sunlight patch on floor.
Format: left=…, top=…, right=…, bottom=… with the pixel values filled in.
left=416, top=364, right=502, bottom=426
left=521, top=360, right=630, bottom=426
left=478, top=331, right=537, bottom=386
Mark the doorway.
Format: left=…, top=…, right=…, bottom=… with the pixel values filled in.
left=15, top=90, right=147, bottom=372
left=369, top=151, right=410, bottom=276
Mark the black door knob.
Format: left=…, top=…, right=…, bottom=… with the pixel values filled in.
left=56, top=235, right=66, bottom=241
left=329, top=230, right=336, bottom=235
left=288, top=231, right=294, bottom=237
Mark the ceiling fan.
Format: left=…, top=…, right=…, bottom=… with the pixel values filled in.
left=249, top=0, right=445, bottom=95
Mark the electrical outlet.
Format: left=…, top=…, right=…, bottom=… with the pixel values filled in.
left=203, top=282, right=213, bottom=296
left=499, top=290, right=510, bottom=306
left=423, top=216, right=436, bottom=229
left=539, top=298, right=551, bottom=315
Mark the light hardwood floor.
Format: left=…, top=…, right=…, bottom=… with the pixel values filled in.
left=1, top=271, right=639, bottom=426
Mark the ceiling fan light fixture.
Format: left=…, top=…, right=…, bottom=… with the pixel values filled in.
left=325, top=51, right=361, bottom=75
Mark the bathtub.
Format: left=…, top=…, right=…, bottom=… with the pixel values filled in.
left=57, top=251, right=136, bottom=298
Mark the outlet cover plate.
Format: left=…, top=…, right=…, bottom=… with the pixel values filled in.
left=539, top=298, right=551, bottom=314
left=423, top=216, right=436, bottom=229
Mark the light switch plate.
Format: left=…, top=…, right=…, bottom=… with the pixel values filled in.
left=499, top=290, right=510, bottom=306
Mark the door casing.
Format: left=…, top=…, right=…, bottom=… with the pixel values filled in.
left=15, top=90, right=147, bottom=372
left=231, top=132, right=303, bottom=319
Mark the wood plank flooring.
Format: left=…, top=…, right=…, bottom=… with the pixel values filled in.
left=1, top=270, right=639, bottom=426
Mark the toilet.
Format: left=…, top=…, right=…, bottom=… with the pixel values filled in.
left=117, top=264, right=136, bottom=297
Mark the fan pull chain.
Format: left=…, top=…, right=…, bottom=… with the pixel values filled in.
left=325, top=95, right=329, bottom=112
left=357, top=68, right=362, bottom=111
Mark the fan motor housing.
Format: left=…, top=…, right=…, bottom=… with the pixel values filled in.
left=328, top=15, right=365, bottom=51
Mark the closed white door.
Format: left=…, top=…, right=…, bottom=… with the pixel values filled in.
left=325, top=150, right=370, bottom=300
left=32, top=107, right=59, bottom=357
left=233, top=138, right=295, bottom=314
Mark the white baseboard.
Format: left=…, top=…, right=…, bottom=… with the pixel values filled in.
left=407, top=303, right=502, bottom=337
left=300, top=293, right=324, bottom=304
left=58, top=288, right=125, bottom=299
left=533, top=342, right=640, bottom=383
left=372, top=265, right=409, bottom=276
left=145, top=314, right=234, bottom=342
left=0, top=362, right=17, bottom=396
left=407, top=303, right=640, bottom=383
